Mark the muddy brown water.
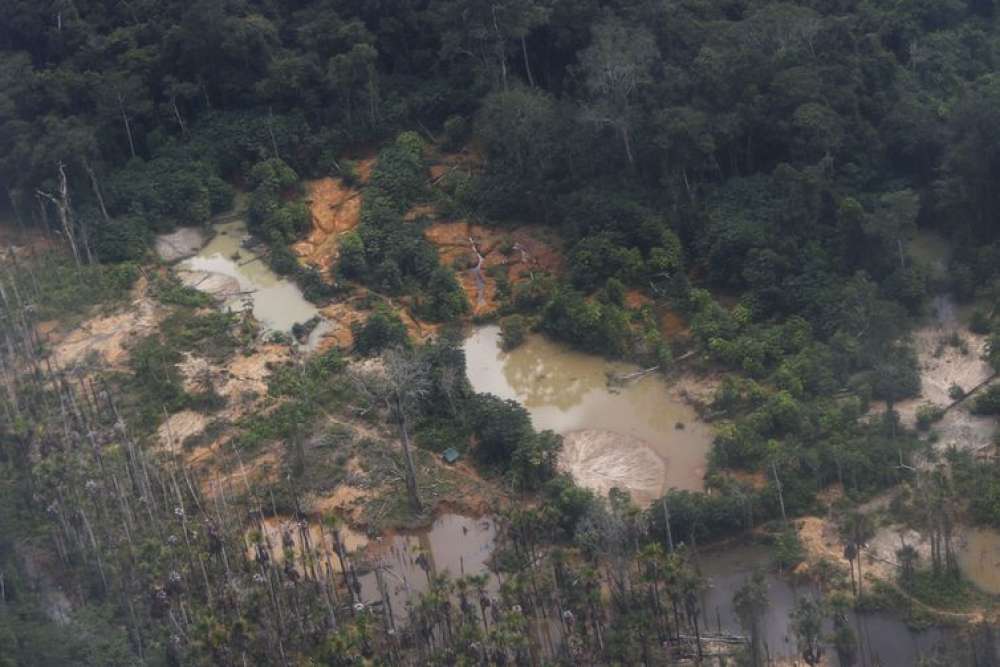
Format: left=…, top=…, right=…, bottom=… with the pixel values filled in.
left=957, top=527, right=1000, bottom=595
left=697, top=545, right=958, bottom=666
left=463, top=326, right=713, bottom=504
left=179, top=220, right=325, bottom=336
left=252, top=514, right=498, bottom=613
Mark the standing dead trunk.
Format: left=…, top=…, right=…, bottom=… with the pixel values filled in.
left=661, top=496, right=674, bottom=552
left=521, top=35, right=535, bottom=87
left=621, top=124, right=635, bottom=168
left=170, top=96, right=188, bottom=137
left=267, top=107, right=280, bottom=159
left=36, top=162, right=81, bottom=266
left=771, top=462, right=787, bottom=524
left=84, top=160, right=112, bottom=225
left=119, top=94, right=137, bottom=159
left=394, top=394, right=423, bottom=513
left=492, top=4, right=508, bottom=91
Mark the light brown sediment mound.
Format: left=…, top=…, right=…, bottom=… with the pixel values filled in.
left=558, top=430, right=666, bottom=506
left=875, top=298, right=997, bottom=449
left=155, top=227, right=206, bottom=262
left=309, top=484, right=372, bottom=524
left=176, top=270, right=242, bottom=300
left=318, top=300, right=369, bottom=349
left=49, top=282, right=162, bottom=370
left=178, top=344, right=290, bottom=423
left=404, top=203, right=437, bottom=222
left=353, top=156, right=376, bottom=183
left=796, top=515, right=925, bottom=583
left=157, top=410, right=207, bottom=451
left=888, top=293, right=993, bottom=429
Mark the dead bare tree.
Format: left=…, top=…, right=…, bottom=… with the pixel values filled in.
left=352, top=348, right=430, bottom=513
left=36, top=162, right=82, bottom=266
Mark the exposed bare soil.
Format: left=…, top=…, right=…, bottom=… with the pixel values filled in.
left=47, top=277, right=164, bottom=371
left=559, top=429, right=666, bottom=507
left=292, top=176, right=365, bottom=275
left=424, top=219, right=564, bottom=315
left=155, top=227, right=205, bottom=262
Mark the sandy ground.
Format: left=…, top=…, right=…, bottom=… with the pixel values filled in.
left=893, top=295, right=994, bottom=421
left=157, top=409, right=208, bottom=451
left=47, top=277, right=163, bottom=371
left=868, top=295, right=998, bottom=455
left=155, top=227, right=205, bottom=262
left=559, top=429, right=667, bottom=507
left=668, top=370, right=722, bottom=412
left=316, top=291, right=438, bottom=351
left=175, top=269, right=242, bottom=300
left=796, top=516, right=903, bottom=583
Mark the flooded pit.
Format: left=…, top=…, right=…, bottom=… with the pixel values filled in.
left=463, top=326, right=713, bottom=503
left=697, top=545, right=957, bottom=665
left=249, top=514, right=498, bottom=613
left=177, top=220, right=322, bottom=333
left=957, top=527, right=1000, bottom=594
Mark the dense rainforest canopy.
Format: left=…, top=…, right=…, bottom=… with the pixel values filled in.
left=3, top=0, right=1000, bottom=324
left=4, top=0, right=1000, bottom=664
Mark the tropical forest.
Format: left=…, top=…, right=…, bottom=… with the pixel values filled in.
left=5, top=0, right=1000, bottom=665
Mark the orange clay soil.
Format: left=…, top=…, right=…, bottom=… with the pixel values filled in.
left=424, top=219, right=564, bottom=316
left=292, top=157, right=375, bottom=276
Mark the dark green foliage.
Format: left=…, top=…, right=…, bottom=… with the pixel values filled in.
left=872, top=345, right=922, bottom=405
left=915, top=404, right=946, bottom=430
left=906, top=570, right=975, bottom=610
left=773, top=528, right=805, bottom=571
left=126, top=335, right=187, bottom=419
left=238, top=348, right=347, bottom=455
left=972, top=385, right=1000, bottom=415
left=470, top=393, right=561, bottom=489
left=247, top=158, right=308, bottom=245
left=499, top=314, right=529, bottom=350
left=337, top=232, right=368, bottom=280
left=106, top=156, right=232, bottom=231
left=417, top=266, right=468, bottom=322
left=539, top=288, right=631, bottom=357
left=352, top=304, right=409, bottom=356
left=345, top=134, right=441, bottom=300
left=648, top=488, right=754, bottom=545
left=368, top=132, right=425, bottom=207
left=160, top=310, right=238, bottom=361
left=91, top=214, right=151, bottom=263
left=32, top=257, right=138, bottom=321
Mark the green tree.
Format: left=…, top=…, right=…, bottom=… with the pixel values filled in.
left=733, top=568, right=769, bottom=667
left=791, top=596, right=827, bottom=667
left=577, top=16, right=658, bottom=167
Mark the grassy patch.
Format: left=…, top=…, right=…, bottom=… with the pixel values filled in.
left=160, top=310, right=238, bottom=360
left=30, top=254, right=139, bottom=322
left=906, top=570, right=978, bottom=611
left=151, top=275, right=214, bottom=308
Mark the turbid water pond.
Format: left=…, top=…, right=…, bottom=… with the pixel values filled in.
left=173, top=220, right=333, bottom=347
left=957, top=527, right=1000, bottom=595
left=179, top=220, right=320, bottom=331
left=253, top=513, right=498, bottom=613
left=463, top=326, right=713, bottom=504
left=697, top=545, right=957, bottom=665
